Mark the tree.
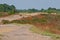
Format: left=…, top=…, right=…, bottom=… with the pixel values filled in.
left=48, top=7, right=56, bottom=10
left=27, top=8, right=38, bottom=13
left=0, top=4, right=16, bottom=14
left=8, top=5, right=16, bottom=14
left=40, top=8, right=44, bottom=12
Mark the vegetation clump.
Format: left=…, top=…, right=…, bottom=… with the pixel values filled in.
left=2, top=20, right=10, bottom=24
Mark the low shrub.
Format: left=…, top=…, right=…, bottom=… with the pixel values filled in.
left=2, top=20, right=10, bottom=24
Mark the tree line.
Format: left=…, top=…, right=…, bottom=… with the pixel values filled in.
left=0, top=4, right=60, bottom=14
left=16, top=7, right=60, bottom=14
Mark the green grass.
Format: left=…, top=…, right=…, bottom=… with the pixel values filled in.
left=30, top=26, right=60, bottom=40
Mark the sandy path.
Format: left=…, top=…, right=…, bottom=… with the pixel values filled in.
left=0, top=13, right=41, bottom=22
left=0, top=24, right=53, bottom=40
left=0, top=15, right=23, bottom=22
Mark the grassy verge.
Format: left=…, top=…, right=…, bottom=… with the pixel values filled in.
left=30, top=26, right=60, bottom=40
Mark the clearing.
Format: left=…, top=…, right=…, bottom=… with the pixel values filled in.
left=0, top=24, right=53, bottom=40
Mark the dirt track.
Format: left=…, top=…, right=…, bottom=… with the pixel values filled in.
left=0, top=13, right=53, bottom=40
left=0, top=13, right=40, bottom=22
left=0, top=24, right=52, bottom=40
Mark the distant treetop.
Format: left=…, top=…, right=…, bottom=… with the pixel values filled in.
left=0, top=4, right=60, bottom=14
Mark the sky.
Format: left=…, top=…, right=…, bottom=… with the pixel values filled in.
left=0, top=0, right=60, bottom=9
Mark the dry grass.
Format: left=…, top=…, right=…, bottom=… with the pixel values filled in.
left=30, top=26, right=60, bottom=40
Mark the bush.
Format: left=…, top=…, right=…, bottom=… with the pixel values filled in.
left=2, top=20, right=10, bottom=24
left=11, top=20, right=27, bottom=24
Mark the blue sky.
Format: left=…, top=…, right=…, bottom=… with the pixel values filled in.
left=0, top=0, right=60, bottom=9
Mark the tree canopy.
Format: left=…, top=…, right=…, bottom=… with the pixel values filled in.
left=0, top=4, right=16, bottom=14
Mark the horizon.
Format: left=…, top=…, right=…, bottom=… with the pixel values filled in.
left=0, top=0, right=60, bottom=9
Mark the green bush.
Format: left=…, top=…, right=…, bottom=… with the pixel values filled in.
left=11, top=20, right=27, bottom=24
left=2, top=20, right=10, bottom=24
